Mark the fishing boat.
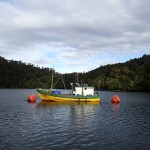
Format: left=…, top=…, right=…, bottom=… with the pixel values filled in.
left=36, top=72, right=101, bottom=102
left=37, top=86, right=100, bottom=102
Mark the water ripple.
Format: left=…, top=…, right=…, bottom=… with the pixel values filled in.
left=0, top=90, right=150, bottom=150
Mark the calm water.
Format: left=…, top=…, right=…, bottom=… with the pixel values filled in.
left=0, top=89, right=150, bottom=150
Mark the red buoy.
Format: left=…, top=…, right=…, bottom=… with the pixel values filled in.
left=111, top=95, right=120, bottom=103
left=27, top=94, right=36, bottom=102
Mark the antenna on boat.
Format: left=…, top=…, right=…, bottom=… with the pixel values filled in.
left=75, top=73, right=80, bottom=86
left=75, top=73, right=79, bottom=83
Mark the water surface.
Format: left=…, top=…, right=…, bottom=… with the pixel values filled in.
left=0, top=89, right=150, bottom=150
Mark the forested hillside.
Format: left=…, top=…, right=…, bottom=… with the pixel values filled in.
left=0, top=57, right=60, bottom=88
left=83, top=54, right=150, bottom=92
left=0, top=54, right=150, bottom=92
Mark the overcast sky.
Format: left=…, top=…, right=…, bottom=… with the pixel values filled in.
left=0, top=0, right=150, bottom=73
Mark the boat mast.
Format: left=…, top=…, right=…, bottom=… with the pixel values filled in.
left=51, top=69, right=53, bottom=89
left=51, top=63, right=54, bottom=89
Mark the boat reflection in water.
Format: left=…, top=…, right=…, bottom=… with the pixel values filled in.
left=37, top=101, right=100, bottom=120
left=38, top=101, right=100, bottom=107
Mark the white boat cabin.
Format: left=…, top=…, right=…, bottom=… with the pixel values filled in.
left=73, top=86, right=94, bottom=96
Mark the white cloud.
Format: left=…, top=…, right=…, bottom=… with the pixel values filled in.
left=0, top=0, right=150, bottom=73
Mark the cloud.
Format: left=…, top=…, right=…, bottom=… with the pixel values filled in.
left=0, top=0, right=150, bottom=73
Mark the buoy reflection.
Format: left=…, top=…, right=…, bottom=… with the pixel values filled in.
left=112, top=103, right=120, bottom=112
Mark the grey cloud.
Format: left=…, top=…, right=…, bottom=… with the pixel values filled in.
left=0, top=0, right=150, bottom=73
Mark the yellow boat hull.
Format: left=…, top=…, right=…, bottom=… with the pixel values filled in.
left=37, top=89, right=100, bottom=102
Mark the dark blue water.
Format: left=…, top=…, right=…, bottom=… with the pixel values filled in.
left=0, top=89, right=150, bottom=150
